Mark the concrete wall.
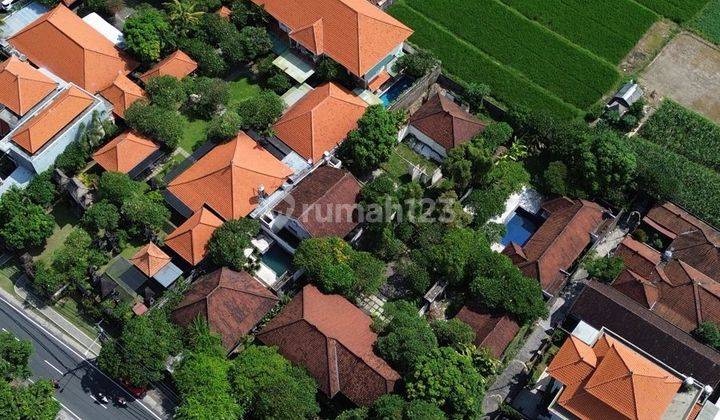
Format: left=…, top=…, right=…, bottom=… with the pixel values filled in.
left=389, top=64, right=441, bottom=112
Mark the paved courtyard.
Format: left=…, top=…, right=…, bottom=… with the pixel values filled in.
left=641, top=32, right=720, bottom=124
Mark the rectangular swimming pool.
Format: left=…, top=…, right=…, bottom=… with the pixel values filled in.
left=500, top=209, right=540, bottom=247
left=260, top=244, right=293, bottom=276
left=380, top=75, right=415, bottom=107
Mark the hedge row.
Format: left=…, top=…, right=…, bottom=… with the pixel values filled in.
left=500, top=0, right=656, bottom=63
left=402, top=0, right=620, bottom=109
left=388, top=3, right=581, bottom=119
left=640, top=100, right=720, bottom=172
left=633, top=0, right=709, bottom=22
left=629, top=136, right=720, bottom=228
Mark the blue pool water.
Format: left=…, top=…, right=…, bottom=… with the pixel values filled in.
left=261, top=244, right=293, bottom=276
left=380, top=76, right=415, bottom=107
left=500, top=210, right=539, bottom=246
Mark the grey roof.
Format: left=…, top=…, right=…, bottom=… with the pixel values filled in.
left=613, top=82, right=643, bottom=106
left=152, top=262, right=182, bottom=288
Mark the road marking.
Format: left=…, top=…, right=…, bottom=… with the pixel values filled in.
left=57, top=400, right=83, bottom=420
left=44, top=359, right=64, bottom=375
left=89, top=395, right=108, bottom=409
left=0, top=294, right=163, bottom=420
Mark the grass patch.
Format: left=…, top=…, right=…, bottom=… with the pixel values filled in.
left=401, top=0, right=619, bottom=109
left=52, top=298, right=98, bottom=338
left=691, top=0, right=720, bottom=44
left=0, top=259, right=22, bottom=295
left=388, top=2, right=581, bottom=119
left=179, top=117, right=209, bottom=154
left=530, top=344, right=560, bottom=384
left=381, top=143, right=438, bottom=181
left=31, top=199, right=78, bottom=263
left=228, top=77, right=262, bottom=108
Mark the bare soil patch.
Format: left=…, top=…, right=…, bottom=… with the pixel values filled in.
left=620, top=19, right=677, bottom=75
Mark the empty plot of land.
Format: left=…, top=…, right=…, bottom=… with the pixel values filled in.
left=641, top=32, right=720, bottom=123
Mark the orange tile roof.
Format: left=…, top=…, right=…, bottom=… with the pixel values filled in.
left=8, top=5, right=138, bottom=93
left=165, top=206, right=223, bottom=266
left=548, top=334, right=683, bottom=420
left=368, top=69, right=391, bottom=92
left=273, top=82, right=366, bottom=162
left=167, top=132, right=293, bottom=220
left=92, top=131, right=159, bottom=173
left=0, top=56, right=57, bottom=116
left=99, top=74, right=146, bottom=118
left=12, top=85, right=94, bottom=154
left=252, top=0, right=412, bottom=77
left=139, top=50, right=198, bottom=83
left=130, top=242, right=171, bottom=277
left=216, top=5, right=231, bottom=19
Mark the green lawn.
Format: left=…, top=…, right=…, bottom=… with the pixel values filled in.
left=381, top=142, right=438, bottom=181
left=32, top=199, right=78, bottom=263
left=228, top=77, right=262, bottom=108
left=0, top=259, right=22, bottom=295
left=52, top=298, right=98, bottom=338
left=179, top=117, right=209, bottom=155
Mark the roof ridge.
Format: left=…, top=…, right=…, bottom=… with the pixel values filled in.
left=532, top=202, right=586, bottom=262
left=295, top=169, right=348, bottom=219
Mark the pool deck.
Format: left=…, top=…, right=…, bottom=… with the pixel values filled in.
left=490, top=187, right=543, bottom=252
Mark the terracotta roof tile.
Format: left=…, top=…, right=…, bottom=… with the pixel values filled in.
left=139, top=50, right=198, bottom=83
left=409, top=93, right=486, bottom=151
left=99, top=74, right=146, bottom=118
left=548, top=333, right=682, bottom=420
left=257, top=284, right=399, bottom=406
left=368, top=69, right=391, bottom=92
left=171, top=267, right=279, bottom=349
left=167, top=132, right=292, bottom=220
left=503, top=198, right=605, bottom=295
left=252, top=0, right=412, bottom=77
left=274, top=165, right=361, bottom=238
left=0, top=56, right=57, bottom=116
left=165, top=206, right=223, bottom=265
left=92, top=131, right=159, bottom=174
left=216, top=6, right=231, bottom=19
left=12, top=85, right=94, bottom=154
left=130, top=242, right=171, bottom=277
left=9, top=5, right=138, bottom=93
left=455, top=302, right=520, bottom=358
left=273, top=82, right=367, bottom=163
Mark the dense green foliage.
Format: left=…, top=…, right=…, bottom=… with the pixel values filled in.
left=25, top=171, right=57, bottom=209
left=123, top=6, right=173, bottom=63
left=206, top=218, right=260, bottom=271
left=338, top=105, right=405, bottom=175
left=691, top=0, right=720, bottom=44
left=388, top=3, right=580, bottom=119
left=97, top=310, right=180, bottom=387
left=82, top=200, right=120, bottom=234
left=125, top=101, right=185, bottom=149
left=0, top=332, right=31, bottom=381
left=207, top=111, right=243, bottom=142
left=393, top=50, right=438, bottom=78
left=376, top=301, right=438, bottom=373
left=400, top=0, right=619, bottom=109
left=293, top=237, right=385, bottom=299
left=633, top=0, right=708, bottom=22
left=405, top=347, right=485, bottom=418
left=640, top=100, right=720, bottom=172
left=0, top=188, right=54, bottom=251
left=693, top=322, right=720, bottom=350
left=183, top=77, right=230, bottom=119
left=431, top=319, right=476, bottom=350
left=145, top=75, right=188, bottom=110
left=584, top=254, right=624, bottom=283
left=229, top=346, right=319, bottom=419
left=499, top=0, right=656, bottom=63
left=628, top=136, right=720, bottom=227
left=236, top=91, right=284, bottom=133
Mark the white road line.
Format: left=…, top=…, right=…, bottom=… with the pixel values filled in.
left=44, top=359, right=64, bottom=375
left=0, top=294, right=163, bottom=420
left=89, top=395, right=108, bottom=409
left=57, top=400, right=83, bottom=420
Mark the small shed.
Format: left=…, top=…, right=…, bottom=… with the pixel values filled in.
left=607, top=81, right=643, bottom=116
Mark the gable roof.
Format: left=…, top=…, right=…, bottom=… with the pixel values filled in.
left=8, top=5, right=138, bottom=93
left=92, top=131, right=159, bottom=174
left=12, top=85, right=95, bottom=154
left=99, top=74, right=145, bottom=118
left=570, top=280, right=720, bottom=387
left=251, top=0, right=412, bottom=77
left=409, top=93, right=486, bottom=151
left=167, top=132, right=293, bottom=220
left=257, top=284, right=400, bottom=406
left=274, top=165, right=361, bottom=238
left=171, top=267, right=279, bottom=349
left=643, top=202, right=720, bottom=281
left=502, top=197, right=605, bottom=295
left=273, top=82, right=367, bottom=163
left=0, top=56, right=57, bottom=116
left=139, top=50, right=198, bottom=83
left=548, top=333, right=682, bottom=420
left=129, top=242, right=171, bottom=278
left=165, top=206, right=223, bottom=266
left=612, top=237, right=720, bottom=333
left=455, top=301, right=520, bottom=358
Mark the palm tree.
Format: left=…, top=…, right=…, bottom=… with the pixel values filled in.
left=163, top=0, right=204, bottom=36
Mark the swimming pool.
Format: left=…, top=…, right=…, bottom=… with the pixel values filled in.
left=500, top=209, right=540, bottom=246
left=260, top=244, right=293, bottom=276
left=379, top=75, right=415, bottom=107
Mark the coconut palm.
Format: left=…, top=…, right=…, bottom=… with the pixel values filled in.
left=163, top=0, right=203, bottom=35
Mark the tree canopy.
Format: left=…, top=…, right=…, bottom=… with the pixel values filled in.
left=123, top=6, right=172, bottom=63
left=375, top=301, right=438, bottom=373
left=338, top=105, right=404, bottom=175
left=206, top=218, right=260, bottom=271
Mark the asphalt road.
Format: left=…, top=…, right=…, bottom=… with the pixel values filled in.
left=0, top=294, right=163, bottom=420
